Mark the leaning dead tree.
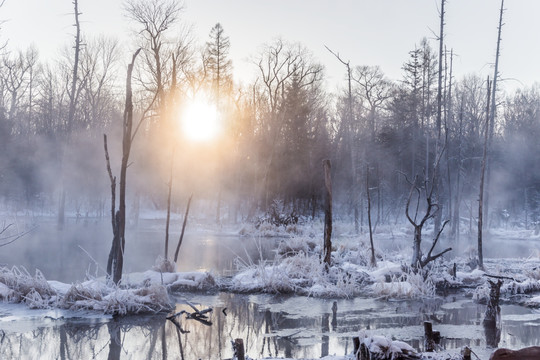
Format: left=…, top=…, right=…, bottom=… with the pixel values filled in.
left=103, top=48, right=141, bottom=284
left=404, top=152, right=452, bottom=268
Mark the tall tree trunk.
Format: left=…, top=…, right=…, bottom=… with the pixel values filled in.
left=478, top=77, right=491, bottom=271
left=105, top=49, right=141, bottom=284
left=433, top=0, right=446, bottom=237
left=484, top=0, right=505, bottom=229
left=58, top=0, right=82, bottom=230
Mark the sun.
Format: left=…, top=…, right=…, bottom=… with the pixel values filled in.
left=180, top=97, right=221, bottom=142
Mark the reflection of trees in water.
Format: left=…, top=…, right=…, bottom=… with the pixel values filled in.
left=3, top=295, right=540, bottom=359
left=0, top=316, right=169, bottom=359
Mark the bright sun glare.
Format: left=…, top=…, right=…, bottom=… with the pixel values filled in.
left=180, top=97, right=221, bottom=142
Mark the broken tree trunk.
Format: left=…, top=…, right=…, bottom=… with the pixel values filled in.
left=323, top=159, right=333, bottom=270
left=484, top=279, right=503, bottom=348
left=424, top=321, right=435, bottom=352
left=232, top=338, right=245, bottom=360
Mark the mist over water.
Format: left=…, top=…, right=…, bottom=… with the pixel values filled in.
left=0, top=217, right=277, bottom=283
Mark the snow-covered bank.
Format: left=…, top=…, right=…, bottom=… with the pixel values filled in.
left=0, top=266, right=217, bottom=315
left=229, top=234, right=540, bottom=304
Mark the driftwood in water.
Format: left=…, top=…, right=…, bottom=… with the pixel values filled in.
left=490, top=346, right=540, bottom=360
left=167, top=303, right=213, bottom=327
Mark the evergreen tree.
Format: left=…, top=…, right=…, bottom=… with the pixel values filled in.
left=205, top=23, right=233, bottom=105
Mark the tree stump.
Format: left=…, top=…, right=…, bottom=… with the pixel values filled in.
left=232, top=338, right=245, bottom=360
left=424, top=321, right=435, bottom=352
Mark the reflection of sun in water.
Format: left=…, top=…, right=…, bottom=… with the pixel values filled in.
left=180, top=97, right=221, bottom=142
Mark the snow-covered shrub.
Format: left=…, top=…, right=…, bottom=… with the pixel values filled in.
left=372, top=268, right=436, bottom=299
left=167, top=271, right=216, bottom=292
left=357, top=333, right=420, bottom=359
left=526, top=266, right=540, bottom=280
left=100, top=284, right=172, bottom=315
left=0, top=282, right=18, bottom=302
left=152, top=256, right=176, bottom=273
left=24, top=288, right=49, bottom=309
left=63, top=282, right=104, bottom=309
left=231, top=248, right=368, bottom=297
left=0, top=266, right=55, bottom=302
left=473, top=277, right=540, bottom=304
left=276, top=236, right=317, bottom=257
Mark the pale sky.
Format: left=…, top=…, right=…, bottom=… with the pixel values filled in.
left=2, top=0, right=539, bottom=93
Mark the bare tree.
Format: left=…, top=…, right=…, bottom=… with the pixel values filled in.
left=352, top=65, right=393, bottom=138
left=124, top=0, right=182, bottom=101
left=104, top=48, right=144, bottom=284
left=404, top=152, right=452, bottom=268
left=79, top=36, right=120, bottom=130
left=0, top=47, right=38, bottom=125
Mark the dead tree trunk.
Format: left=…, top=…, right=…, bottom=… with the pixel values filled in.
left=165, top=149, right=175, bottom=259
left=485, top=0, right=505, bottom=228
left=174, top=194, right=193, bottom=263
left=323, top=159, right=333, bottom=269
left=232, top=338, right=245, bottom=360
left=432, top=0, right=446, bottom=237
left=484, top=279, right=503, bottom=348
left=478, top=77, right=491, bottom=271
left=58, top=0, right=82, bottom=230
left=325, top=46, right=357, bottom=234
left=366, top=165, right=376, bottom=267
left=105, top=48, right=141, bottom=284
left=404, top=153, right=452, bottom=268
